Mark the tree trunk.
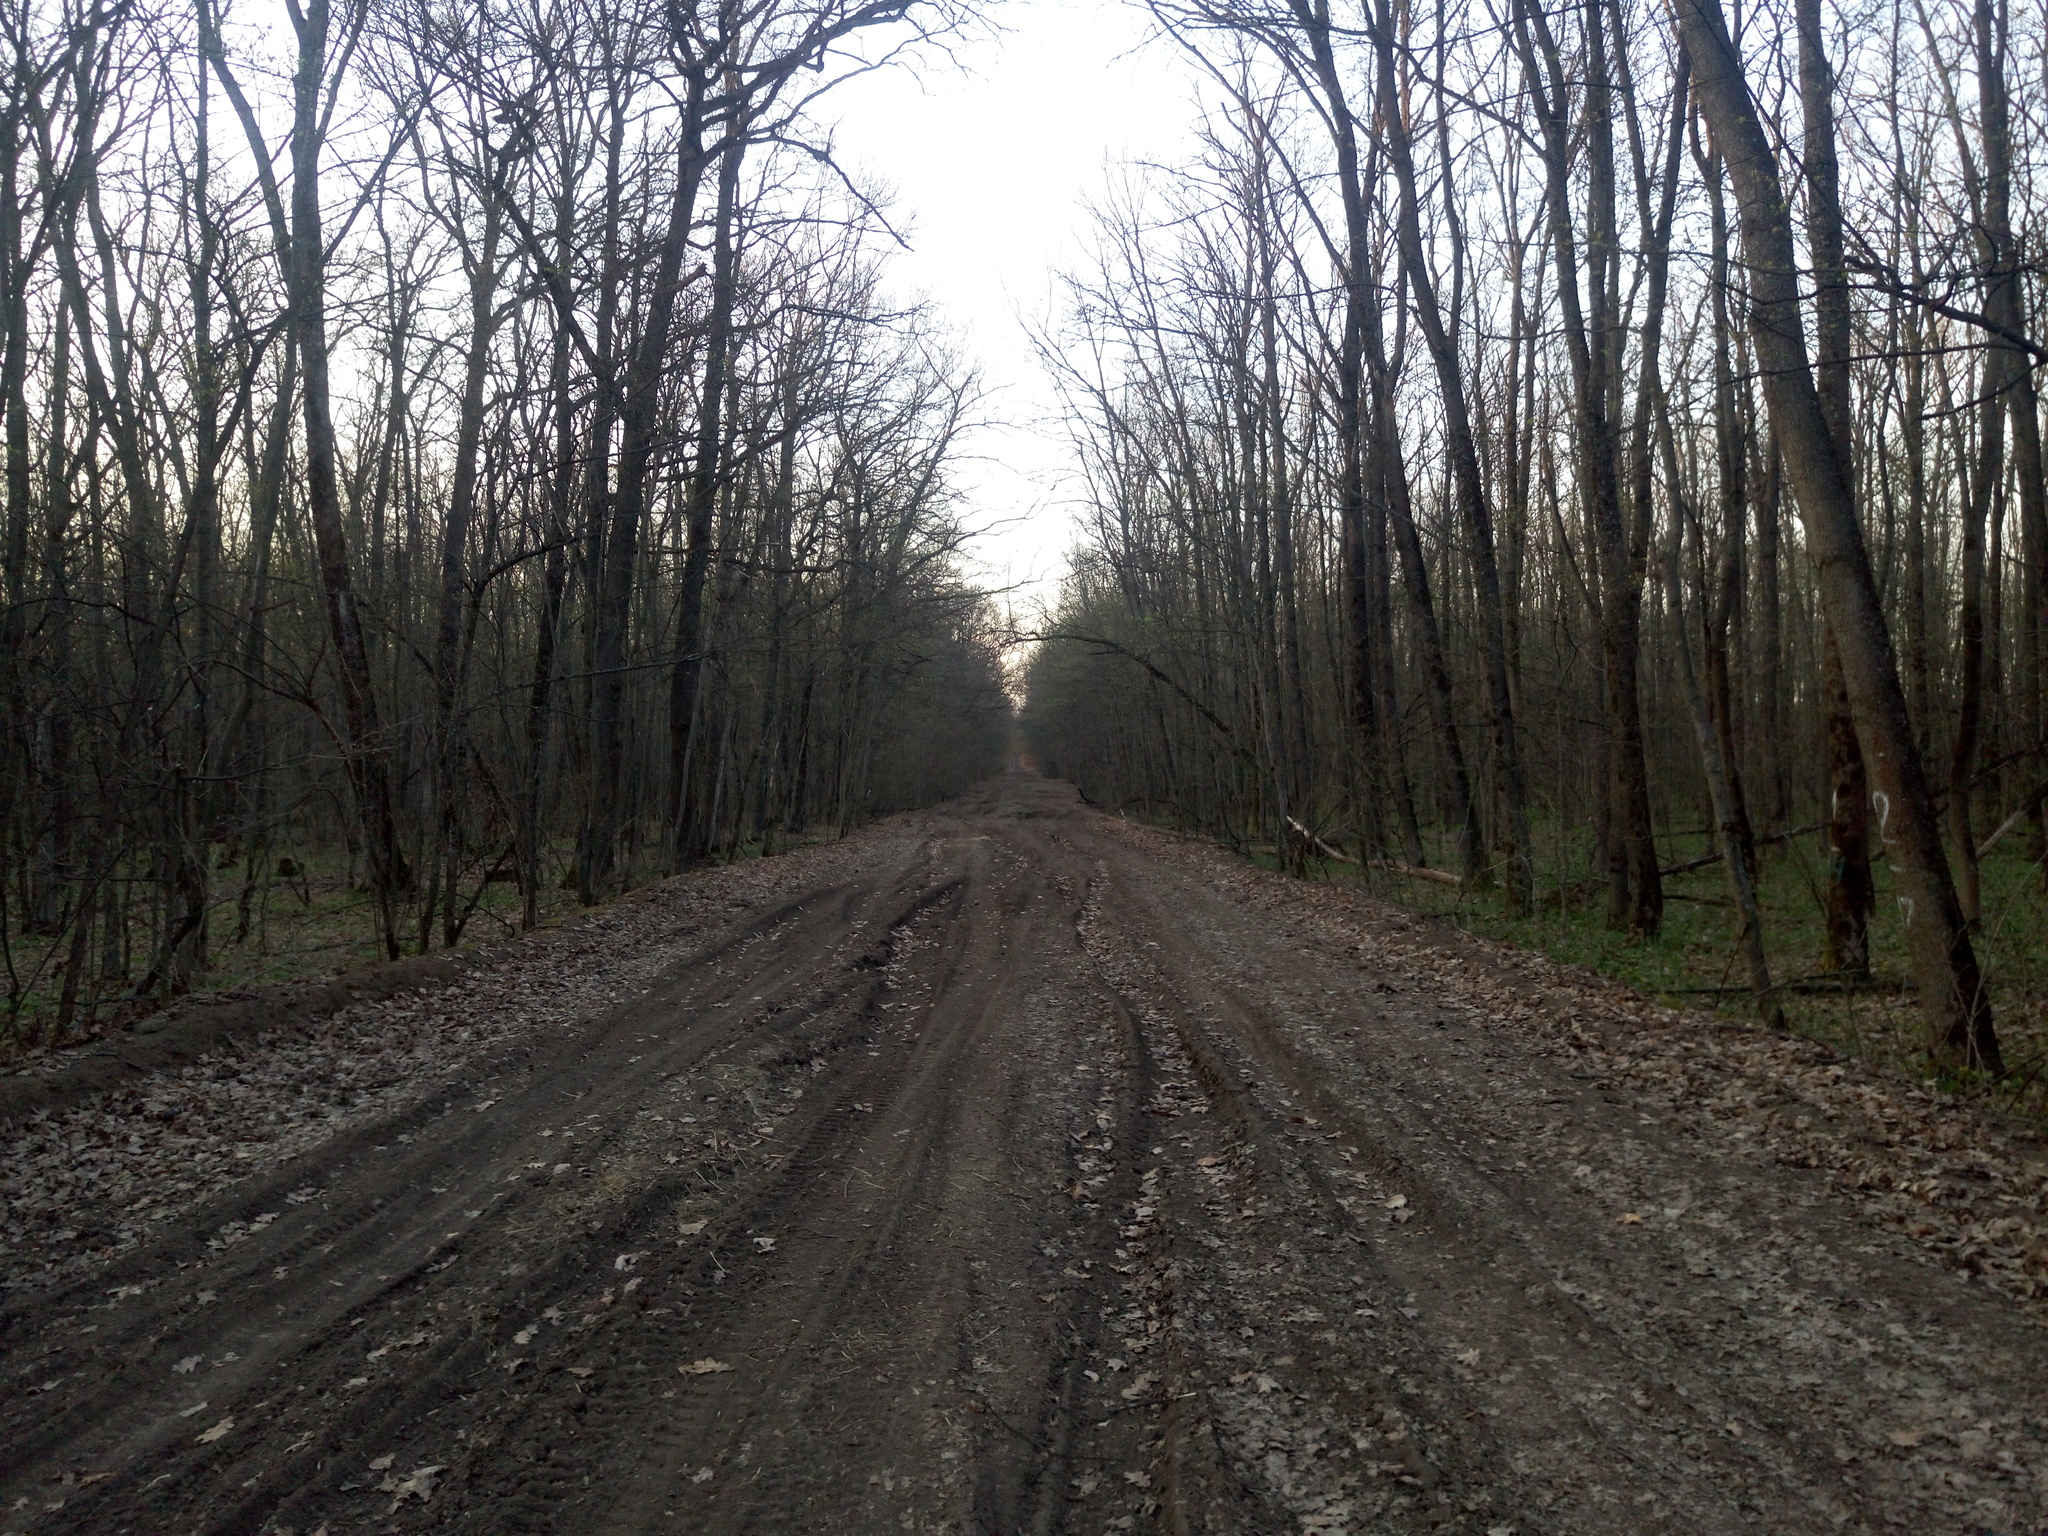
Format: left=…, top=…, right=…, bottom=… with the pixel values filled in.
left=1660, top=410, right=1782, bottom=1026
left=1673, top=0, right=1999, bottom=1072
left=1367, top=0, right=1531, bottom=908
left=1795, top=0, right=1877, bottom=973
left=586, top=72, right=712, bottom=895
left=668, top=124, right=745, bottom=870
left=1969, top=0, right=2048, bottom=885
left=1515, top=0, right=1662, bottom=932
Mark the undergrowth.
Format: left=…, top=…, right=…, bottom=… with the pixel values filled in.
left=0, top=831, right=836, bottom=1064
left=1237, top=818, right=2048, bottom=1123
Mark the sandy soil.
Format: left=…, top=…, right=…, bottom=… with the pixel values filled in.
left=3, top=775, right=2046, bottom=1536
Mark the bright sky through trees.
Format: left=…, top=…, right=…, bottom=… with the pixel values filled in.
left=828, top=0, right=1197, bottom=608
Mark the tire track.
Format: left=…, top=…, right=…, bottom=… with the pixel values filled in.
left=5, top=777, right=2047, bottom=1536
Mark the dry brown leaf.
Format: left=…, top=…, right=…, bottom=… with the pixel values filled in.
left=378, top=1463, right=444, bottom=1506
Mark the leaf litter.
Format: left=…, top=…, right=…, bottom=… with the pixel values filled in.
left=0, top=823, right=907, bottom=1297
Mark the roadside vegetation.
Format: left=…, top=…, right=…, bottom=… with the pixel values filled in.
left=1234, top=826, right=2048, bottom=1113
left=1022, top=0, right=2048, bottom=1095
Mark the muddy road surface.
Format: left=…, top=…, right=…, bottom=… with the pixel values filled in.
left=5, top=777, right=2047, bottom=1536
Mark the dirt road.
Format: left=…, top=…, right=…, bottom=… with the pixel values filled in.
left=5, top=776, right=2047, bottom=1536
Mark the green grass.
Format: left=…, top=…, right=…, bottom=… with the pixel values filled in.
left=1253, top=820, right=2048, bottom=1118
left=4, top=825, right=859, bottom=1060
left=1, top=844, right=580, bottom=1058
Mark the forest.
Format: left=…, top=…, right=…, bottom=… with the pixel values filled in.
left=1023, top=0, right=2048, bottom=1086
left=11, top=6, right=2048, bottom=1524
left=0, top=0, right=1010, bottom=1049
left=5, top=0, right=2045, bottom=1097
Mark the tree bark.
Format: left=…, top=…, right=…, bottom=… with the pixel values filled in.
left=1673, top=0, right=1999, bottom=1072
left=1796, top=0, right=1878, bottom=971
left=668, top=122, right=746, bottom=870
left=1515, top=0, right=1663, bottom=932
left=585, top=70, right=712, bottom=895
left=1367, top=0, right=1531, bottom=908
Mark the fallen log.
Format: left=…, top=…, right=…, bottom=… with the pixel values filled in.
left=1373, top=859, right=1465, bottom=889
left=1659, top=821, right=1825, bottom=878
left=1285, top=818, right=1464, bottom=888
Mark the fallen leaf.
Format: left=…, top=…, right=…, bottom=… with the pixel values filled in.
left=196, top=1417, right=234, bottom=1444
left=1384, top=1194, right=1407, bottom=1209
left=691, top=1467, right=714, bottom=1483
left=681, top=1358, right=734, bottom=1375
left=173, top=1356, right=200, bottom=1374
left=567, top=1366, right=594, bottom=1378
left=677, top=1220, right=707, bottom=1238
left=1124, top=1470, right=1151, bottom=1488
left=366, top=1330, right=430, bottom=1361
left=178, top=1401, right=209, bottom=1418
left=369, top=1454, right=395, bottom=1471
left=1618, top=1212, right=1644, bottom=1225
left=753, top=1236, right=777, bottom=1253
left=378, top=1464, right=444, bottom=1506
left=1456, top=1349, right=1481, bottom=1366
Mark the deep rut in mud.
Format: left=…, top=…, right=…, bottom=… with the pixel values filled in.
left=5, top=776, right=2048, bottom=1536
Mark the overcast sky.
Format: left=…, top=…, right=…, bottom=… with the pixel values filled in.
left=825, top=0, right=1202, bottom=615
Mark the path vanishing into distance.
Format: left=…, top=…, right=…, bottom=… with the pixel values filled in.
left=5, top=775, right=2048, bottom=1536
